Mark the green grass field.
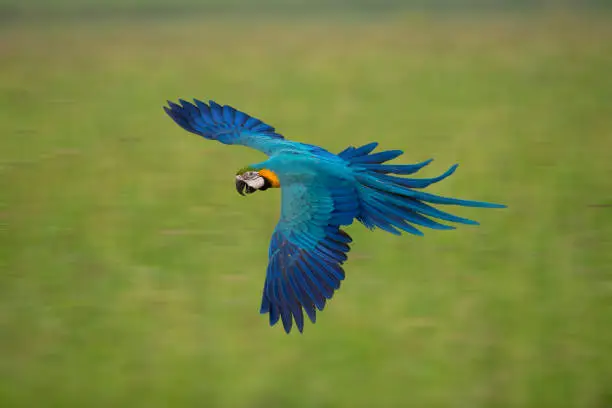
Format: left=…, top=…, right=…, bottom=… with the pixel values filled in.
left=1, top=12, right=612, bottom=408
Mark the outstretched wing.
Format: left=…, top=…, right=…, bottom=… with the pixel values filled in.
left=261, top=176, right=360, bottom=333
left=164, top=99, right=286, bottom=156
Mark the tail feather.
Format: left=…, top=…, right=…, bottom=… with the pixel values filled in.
left=360, top=159, right=434, bottom=175
left=337, top=142, right=379, bottom=159
left=369, top=196, right=456, bottom=231
left=375, top=164, right=458, bottom=189
left=339, top=143, right=506, bottom=235
left=361, top=199, right=424, bottom=236
left=349, top=150, right=403, bottom=165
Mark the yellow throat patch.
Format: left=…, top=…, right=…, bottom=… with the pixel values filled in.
left=259, top=169, right=280, bottom=188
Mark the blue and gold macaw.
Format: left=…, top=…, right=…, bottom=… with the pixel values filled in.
left=164, top=99, right=505, bottom=334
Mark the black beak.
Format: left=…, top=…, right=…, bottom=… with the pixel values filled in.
left=236, top=178, right=246, bottom=196
left=235, top=178, right=256, bottom=196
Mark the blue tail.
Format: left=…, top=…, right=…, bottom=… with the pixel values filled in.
left=338, top=142, right=506, bottom=236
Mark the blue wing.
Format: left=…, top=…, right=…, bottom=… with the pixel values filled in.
left=164, top=99, right=286, bottom=155
left=261, top=177, right=360, bottom=333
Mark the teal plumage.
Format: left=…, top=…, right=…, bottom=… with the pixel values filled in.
left=164, top=99, right=505, bottom=333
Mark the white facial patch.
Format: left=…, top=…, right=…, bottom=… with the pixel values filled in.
left=236, top=171, right=265, bottom=190
left=245, top=176, right=265, bottom=190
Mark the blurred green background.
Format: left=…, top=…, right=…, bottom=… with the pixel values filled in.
left=1, top=1, right=612, bottom=407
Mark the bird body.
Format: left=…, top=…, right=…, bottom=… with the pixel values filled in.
left=164, top=99, right=505, bottom=333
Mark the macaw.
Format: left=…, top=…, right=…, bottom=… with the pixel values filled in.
left=164, top=99, right=505, bottom=334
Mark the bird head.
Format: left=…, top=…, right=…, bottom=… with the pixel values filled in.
left=235, top=166, right=280, bottom=196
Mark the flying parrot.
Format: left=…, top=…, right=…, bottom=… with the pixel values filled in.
left=164, top=99, right=505, bottom=334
